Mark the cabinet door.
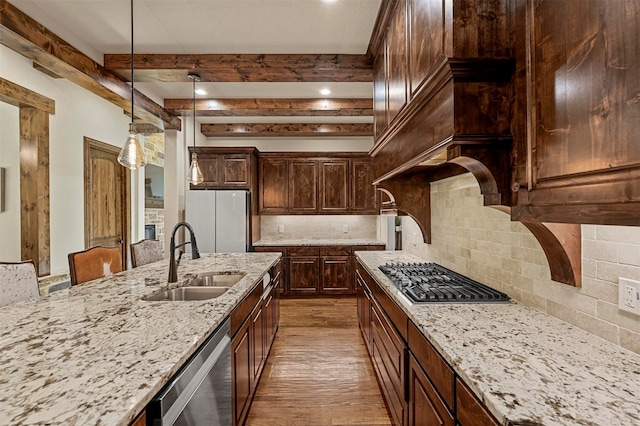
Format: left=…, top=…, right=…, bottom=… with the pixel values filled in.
left=196, top=153, right=221, bottom=188
left=408, top=355, right=454, bottom=426
left=259, top=158, right=288, bottom=213
left=287, top=256, right=319, bottom=295
left=289, top=160, right=318, bottom=212
left=387, top=0, right=408, bottom=124
left=320, top=160, right=349, bottom=212
left=232, top=318, right=252, bottom=426
left=350, top=159, right=377, bottom=213
left=222, top=154, right=250, bottom=186
left=456, top=378, right=500, bottom=426
left=374, top=40, right=389, bottom=140
left=355, top=268, right=372, bottom=354
left=320, top=256, right=352, bottom=294
left=251, top=305, right=265, bottom=388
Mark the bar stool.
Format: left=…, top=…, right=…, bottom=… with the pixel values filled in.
left=0, top=260, right=40, bottom=308
left=130, top=239, right=163, bottom=267
left=68, top=246, right=123, bottom=286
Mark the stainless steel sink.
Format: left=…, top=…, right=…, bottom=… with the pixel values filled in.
left=143, top=286, right=229, bottom=301
left=187, top=272, right=245, bottom=288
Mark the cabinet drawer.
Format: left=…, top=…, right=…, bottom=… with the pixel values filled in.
left=408, top=321, right=454, bottom=411
left=320, top=246, right=351, bottom=256
left=289, top=246, right=320, bottom=256
left=409, top=354, right=454, bottom=426
left=456, top=378, right=500, bottom=426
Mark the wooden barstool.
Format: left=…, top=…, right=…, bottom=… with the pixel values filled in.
left=68, top=246, right=123, bottom=286
left=130, top=239, right=163, bottom=267
left=0, top=260, right=40, bottom=307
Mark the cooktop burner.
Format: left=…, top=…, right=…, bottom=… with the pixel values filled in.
left=379, top=262, right=510, bottom=303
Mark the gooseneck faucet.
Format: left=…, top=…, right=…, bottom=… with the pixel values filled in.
left=168, top=221, right=201, bottom=283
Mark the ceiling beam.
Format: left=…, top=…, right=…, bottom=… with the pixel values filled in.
left=201, top=123, right=373, bottom=137
left=0, top=0, right=181, bottom=130
left=165, top=98, right=373, bottom=116
left=103, top=54, right=373, bottom=83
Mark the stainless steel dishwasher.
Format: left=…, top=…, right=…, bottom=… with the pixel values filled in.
left=148, top=318, right=232, bottom=426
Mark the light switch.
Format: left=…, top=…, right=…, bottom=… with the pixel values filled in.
left=277, top=225, right=284, bottom=234
left=343, top=225, right=349, bottom=233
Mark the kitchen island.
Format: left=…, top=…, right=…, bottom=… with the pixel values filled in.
left=0, top=252, right=280, bottom=426
left=356, top=251, right=640, bottom=426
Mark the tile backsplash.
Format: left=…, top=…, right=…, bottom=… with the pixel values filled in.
left=402, top=173, right=640, bottom=355
left=261, top=215, right=378, bottom=240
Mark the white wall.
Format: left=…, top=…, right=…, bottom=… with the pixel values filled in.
left=0, top=102, right=21, bottom=261
left=0, top=45, right=146, bottom=275
left=402, top=173, right=640, bottom=355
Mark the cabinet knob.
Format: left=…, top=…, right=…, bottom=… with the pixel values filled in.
left=511, top=182, right=524, bottom=192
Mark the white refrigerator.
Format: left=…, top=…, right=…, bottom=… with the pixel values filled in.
left=185, top=190, right=250, bottom=253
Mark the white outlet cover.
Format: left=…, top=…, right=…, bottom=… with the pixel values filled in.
left=277, top=225, right=284, bottom=234
left=343, top=225, right=349, bottom=233
left=618, top=277, right=640, bottom=316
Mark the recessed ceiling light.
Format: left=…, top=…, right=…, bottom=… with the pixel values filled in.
left=322, top=0, right=338, bottom=3
left=195, top=88, right=207, bottom=96
left=320, top=88, right=331, bottom=96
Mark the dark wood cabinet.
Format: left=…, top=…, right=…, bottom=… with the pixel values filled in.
left=320, top=246, right=352, bottom=294
left=288, top=247, right=320, bottom=295
left=258, top=153, right=377, bottom=215
left=320, top=159, right=349, bottom=212
left=356, top=259, right=500, bottom=426
left=259, top=158, right=288, bottom=213
left=230, top=262, right=281, bottom=426
left=189, top=147, right=257, bottom=190
left=408, top=354, right=454, bottom=426
left=374, top=40, right=388, bottom=139
left=386, top=0, right=408, bottom=125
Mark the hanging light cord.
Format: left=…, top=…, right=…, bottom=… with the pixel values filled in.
left=130, top=0, right=134, bottom=125
left=192, top=75, right=196, bottom=149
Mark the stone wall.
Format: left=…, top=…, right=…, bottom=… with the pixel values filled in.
left=143, top=133, right=165, bottom=251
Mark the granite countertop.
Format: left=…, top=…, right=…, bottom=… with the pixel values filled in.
left=0, top=252, right=280, bottom=426
left=253, top=238, right=386, bottom=247
left=356, top=251, right=640, bottom=426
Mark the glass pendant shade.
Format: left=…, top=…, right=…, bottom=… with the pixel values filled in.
left=187, top=152, right=204, bottom=185
left=118, top=123, right=147, bottom=170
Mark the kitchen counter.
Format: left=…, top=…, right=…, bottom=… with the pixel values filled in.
left=253, top=238, right=385, bottom=246
left=0, top=252, right=280, bottom=426
left=355, top=251, right=640, bottom=426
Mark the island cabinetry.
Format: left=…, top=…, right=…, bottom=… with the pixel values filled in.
left=319, top=246, right=352, bottom=294
left=258, top=153, right=377, bottom=215
left=128, top=411, right=146, bottom=426
left=188, top=147, right=257, bottom=190
left=230, top=260, right=281, bottom=426
left=355, top=259, right=498, bottom=426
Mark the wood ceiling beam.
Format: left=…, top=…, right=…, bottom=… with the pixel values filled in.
left=103, top=54, right=373, bottom=83
left=201, top=123, right=373, bottom=137
left=165, top=98, right=373, bottom=116
left=0, top=0, right=181, bottom=130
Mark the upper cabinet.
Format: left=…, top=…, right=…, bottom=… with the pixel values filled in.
left=188, top=147, right=258, bottom=190
left=259, top=154, right=377, bottom=215
left=510, top=0, right=640, bottom=226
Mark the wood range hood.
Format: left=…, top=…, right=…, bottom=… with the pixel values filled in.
left=369, top=0, right=583, bottom=287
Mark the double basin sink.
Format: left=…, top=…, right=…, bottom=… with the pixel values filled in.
left=143, top=273, right=245, bottom=301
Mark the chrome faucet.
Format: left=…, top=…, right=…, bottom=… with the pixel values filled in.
left=168, top=221, right=201, bottom=283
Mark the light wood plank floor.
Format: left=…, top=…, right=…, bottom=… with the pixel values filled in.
left=245, top=297, right=393, bottom=426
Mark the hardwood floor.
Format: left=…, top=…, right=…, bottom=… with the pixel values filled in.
left=245, top=297, right=393, bottom=426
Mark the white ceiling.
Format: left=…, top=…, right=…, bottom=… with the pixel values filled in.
left=9, top=0, right=380, bottom=109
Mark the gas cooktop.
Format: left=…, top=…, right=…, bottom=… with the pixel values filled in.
left=378, top=262, right=510, bottom=304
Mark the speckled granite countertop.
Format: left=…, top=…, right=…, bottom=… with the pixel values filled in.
left=0, top=252, right=280, bottom=426
left=356, top=251, right=640, bottom=426
left=253, top=238, right=386, bottom=246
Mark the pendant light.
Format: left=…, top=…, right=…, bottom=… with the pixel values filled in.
left=186, top=72, right=204, bottom=185
left=117, top=0, right=147, bottom=170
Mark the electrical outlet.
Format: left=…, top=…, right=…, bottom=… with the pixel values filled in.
left=277, top=225, right=284, bottom=234
left=343, top=225, right=349, bottom=233
left=618, top=278, right=640, bottom=315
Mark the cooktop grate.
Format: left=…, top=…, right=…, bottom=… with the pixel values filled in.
left=378, top=262, right=510, bottom=303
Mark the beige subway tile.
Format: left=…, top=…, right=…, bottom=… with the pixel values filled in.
left=582, top=258, right=596, bottom=278
left=597, top=300, right=640, bottom=334
left=596, top=261, right=640, bottom=283
left=581, top=225, right=596, bottom=240
left=517, top=290, right=548, bottom=312
left=582, top=240, right=618, bottom=263
left=580, top=277, right=618, bottom=305
left=620, top=328, right=640, bottom=355
left=560, top=287, right=597, bottom=316
left=574, top=312, right=619, bottom=345
left=501, top=258, right=522, bottom=274
left=618, top=244, right=640, bottom=267
left=596, top=225, right=640, bottom=244
left=547, top=300, right=578, bottom=326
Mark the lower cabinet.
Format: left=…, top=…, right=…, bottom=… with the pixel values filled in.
left=255, top=244, right=384, bottom=296
left=231, top=259, right=281, bottom=426
left=355, top=259, right=500, bottom=426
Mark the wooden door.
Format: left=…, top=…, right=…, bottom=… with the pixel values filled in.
left=251, top=304, right=265, bottom=389
left=408, top=355, right=454, bottom=426
left=232, top=318, right=252, bottom=426
left=84, top=138, right=128, bottom=268
left=320, top=160, right=349, bottom=212
left=288, top=160, right=318, bottom=212
left=222, top=154, right=250, bottom=186
left=350, top=159, right=377, bottom=213
left=287, top=256, right=319, bottom=295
